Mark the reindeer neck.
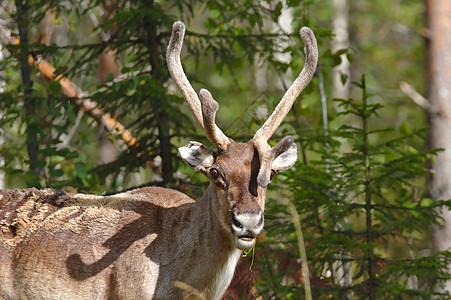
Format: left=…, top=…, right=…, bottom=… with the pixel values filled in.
left=176, top=183, right=240, bottom=299
left=191, top=183, right=234, bottom=251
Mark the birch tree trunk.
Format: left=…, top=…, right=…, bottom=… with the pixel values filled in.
left=331, top=0, right=352, bottom=296
left=426, top=0, right=451, bottom=292
left=331, top=0, right=350, bottom=100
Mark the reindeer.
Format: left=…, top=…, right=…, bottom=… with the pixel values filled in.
left=0, top=21, right=318, bottom=299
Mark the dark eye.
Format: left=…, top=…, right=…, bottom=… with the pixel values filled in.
left=210, top=168, right=219, bottom=180
left=270, top=169, right=276, bottom=180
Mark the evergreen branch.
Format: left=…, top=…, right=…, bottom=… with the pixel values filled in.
left=0, top=23, right=139, bottom=149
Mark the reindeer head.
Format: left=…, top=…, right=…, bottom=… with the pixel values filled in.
left=167, top=21, right=318, bottom=250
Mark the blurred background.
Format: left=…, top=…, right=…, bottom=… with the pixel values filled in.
left=0, top=0, right=450, bottom=298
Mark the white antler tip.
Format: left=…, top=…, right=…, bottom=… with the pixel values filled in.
left=168, top=21, right=186, bottom=55
left=199, top=88, right=210, bottom=97
left=199, top=89, right=219, bottom=116
left=173, top=21, right=186, bottom=32
left=286, top=136, right=294, bottom=144
left=300, top=27, right=314, bottom=40
left=170, top=21, right=186, bottom=43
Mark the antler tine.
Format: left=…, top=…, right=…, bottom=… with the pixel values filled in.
left=254, top=27, right=318, bottom=142
left=253, top=27, right=318, bottom=187
left=198, top=89, right=230, bottom=150
left=166, top=21, right=205, bottom=130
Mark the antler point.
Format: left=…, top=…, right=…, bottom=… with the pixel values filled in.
left=300, top=26, right=313, bottom=40
left=199, top=88, right=210, bottom=97
left=173, top=21, right=185, bottom=31
left=199, top=89, right=219, bottom=113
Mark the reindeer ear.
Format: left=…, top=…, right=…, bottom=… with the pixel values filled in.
left=178, top=141, right=215, bottom=172
left=272, top=143, right=297, bottom=172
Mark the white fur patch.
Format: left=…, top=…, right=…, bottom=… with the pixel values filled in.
left=272, top=143, right=297, bottom=172
left=232, top=213, right=263, bottom=234
left=212, top=249, right=241, bottom=300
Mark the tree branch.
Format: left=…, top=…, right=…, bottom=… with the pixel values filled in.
left=0, top=23, right=138, bottom=148
left=0, top=22, right=159, bottom=172
left=399, top=81, right=431, bottom=111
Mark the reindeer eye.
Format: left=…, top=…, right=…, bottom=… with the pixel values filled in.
left=210, top=168, right=219, bottom=180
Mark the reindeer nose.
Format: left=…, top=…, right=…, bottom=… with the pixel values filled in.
left=231, top=211, right=264, bottom=234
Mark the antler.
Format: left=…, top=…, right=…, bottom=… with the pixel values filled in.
left=167, top=21, right=230, bottom=150
left=253, top=27, right=318, bottom=187
left=166, top=21, right=204, bottom=129
left=198, top=89, right=231, bottom=149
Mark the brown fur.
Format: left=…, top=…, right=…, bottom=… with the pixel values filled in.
left=0, top=141, right=266, bottom=300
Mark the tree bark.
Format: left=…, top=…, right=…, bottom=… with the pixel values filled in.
left=426, top=0, right=451, bottom=292
left=15, top=0, right=40, bottom=177
left=146, top=13, right=173, bottom=185
left=331, top=1, right=352, bottom=296
left=331, top=0, right=350, bottom=100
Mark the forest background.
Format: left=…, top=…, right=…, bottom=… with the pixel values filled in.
left=1, top=0, right=450, bottom=299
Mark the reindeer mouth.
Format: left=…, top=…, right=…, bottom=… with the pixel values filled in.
left=234, top=234, right=256, bottom=251
left=239, top=234, right=255, bottom=241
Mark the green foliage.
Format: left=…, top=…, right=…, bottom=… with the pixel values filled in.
left=1, top=0, right=332, bottom=192
left=259, top=76, right=450, bottom=299
left=0, top=0, right=449, bottom=298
